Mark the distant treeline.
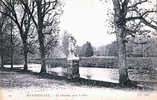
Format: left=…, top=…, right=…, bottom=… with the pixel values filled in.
left=95, top=38, right=157, bottom=57
left=28, top=57, right=157, bottom=70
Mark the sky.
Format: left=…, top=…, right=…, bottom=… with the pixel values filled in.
left=60, top=0, right=116, bottom=47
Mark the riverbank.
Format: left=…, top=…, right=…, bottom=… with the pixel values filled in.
left=0, top=68, right=157, bottom=100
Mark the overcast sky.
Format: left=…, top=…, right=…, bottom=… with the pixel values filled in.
left=60, top=0, right=116, bottom=47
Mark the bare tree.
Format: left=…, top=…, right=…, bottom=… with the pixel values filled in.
left=0, top=5, right=9, bottom=68
left=0, top=0, right=35, bottom=71
left=111, top=0, right=157, bottom=85
left=61, top=31, right=71, bottom=57
left=19, top=0, right=62, bottom=73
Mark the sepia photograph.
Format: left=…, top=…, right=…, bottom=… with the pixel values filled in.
left=0, top=0, right=157, bottom=100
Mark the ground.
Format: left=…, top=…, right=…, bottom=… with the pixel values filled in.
left=0, top=68, right=157, bottom=100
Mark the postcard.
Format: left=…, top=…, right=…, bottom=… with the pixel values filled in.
left=0, top=0, right=157, bottom=100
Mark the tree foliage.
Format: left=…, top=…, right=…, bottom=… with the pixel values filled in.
left=84, top=42, right=94, bottom=57
left=77, top=41, right=94, bottom=57
left=61, top=31, right=71, bottom=57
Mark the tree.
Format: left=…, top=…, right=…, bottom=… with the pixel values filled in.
left=3, top=34, right=22, bottom=65
left=61, top=31, right=72, bottom=57
left=0, top=0, right=36, bottom=71
left=75, top=45, right=83, bottom=57
left=0, top=18, right=22, bottom=67
left=111, top=0, right=157, bottom=85
left=44, top=32, right=59, bottom=58
left=79, top=41, right=94, bottom=57
left=0, top=5, right=7, bottom=68
left=84, top=42, right=94, bottom=57
left=19, top=0, right=62, bottom=73
left=0, top=4, right=12, bottom=68
left=105, top=41, right=118, bottom=56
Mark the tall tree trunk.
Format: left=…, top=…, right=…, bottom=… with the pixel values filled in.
left=10, top=20, right=13, bottom=69
left=23, top=42, right=28, bottom=71
left=1, top=55, right=4, bottom=68
left=40, top=48, right=46, bottom=73
left=112, top=0, right=130, bottom=85
left=0, top=31, right=4, bottom=68
left=36, top=1, right=47, bottom=73
left=39, top=33, right=47, bottom=73
left=38, top=28, right=47, bottom=73
left=10, top=51, right=13, bottom=69
left=117, top=31, right=129, bottom=85
left=21, top=31, right=28, bottom=71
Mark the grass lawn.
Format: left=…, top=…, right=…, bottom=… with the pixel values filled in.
left=0, top=68, right=157, bottom=100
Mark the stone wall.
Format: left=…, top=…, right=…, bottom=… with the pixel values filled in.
left=46, top=58, right=67, bottom=67
left=127, top=57, right=156, bottom=69
left=80, top=57, right=157, bottom=69
left=79, top=57, right=117, bottom=68
left=30, top=58, right=67, bottom=67
left=30, top=57, right=157, bottom=69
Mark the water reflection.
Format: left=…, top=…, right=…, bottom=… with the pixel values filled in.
left=4, top=64, right=157, bottom=83
left=4, top=64, right=119, bottom=83
left=48, top=67, right=119, bottom=83
left=79, top=67, right=119, bottom=83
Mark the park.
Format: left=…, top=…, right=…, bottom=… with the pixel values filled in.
left=0, top=0, right=157, bottom=100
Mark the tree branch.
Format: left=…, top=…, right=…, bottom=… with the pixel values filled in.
left=128, top=0, right=148, bottom=9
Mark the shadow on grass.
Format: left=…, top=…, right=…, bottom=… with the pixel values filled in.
left=0, top=67, right=155, bottom=91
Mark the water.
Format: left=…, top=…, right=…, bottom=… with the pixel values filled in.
left=4, top=64, right=119, bottom=83
left=79, top=67, right=119, bottom=83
